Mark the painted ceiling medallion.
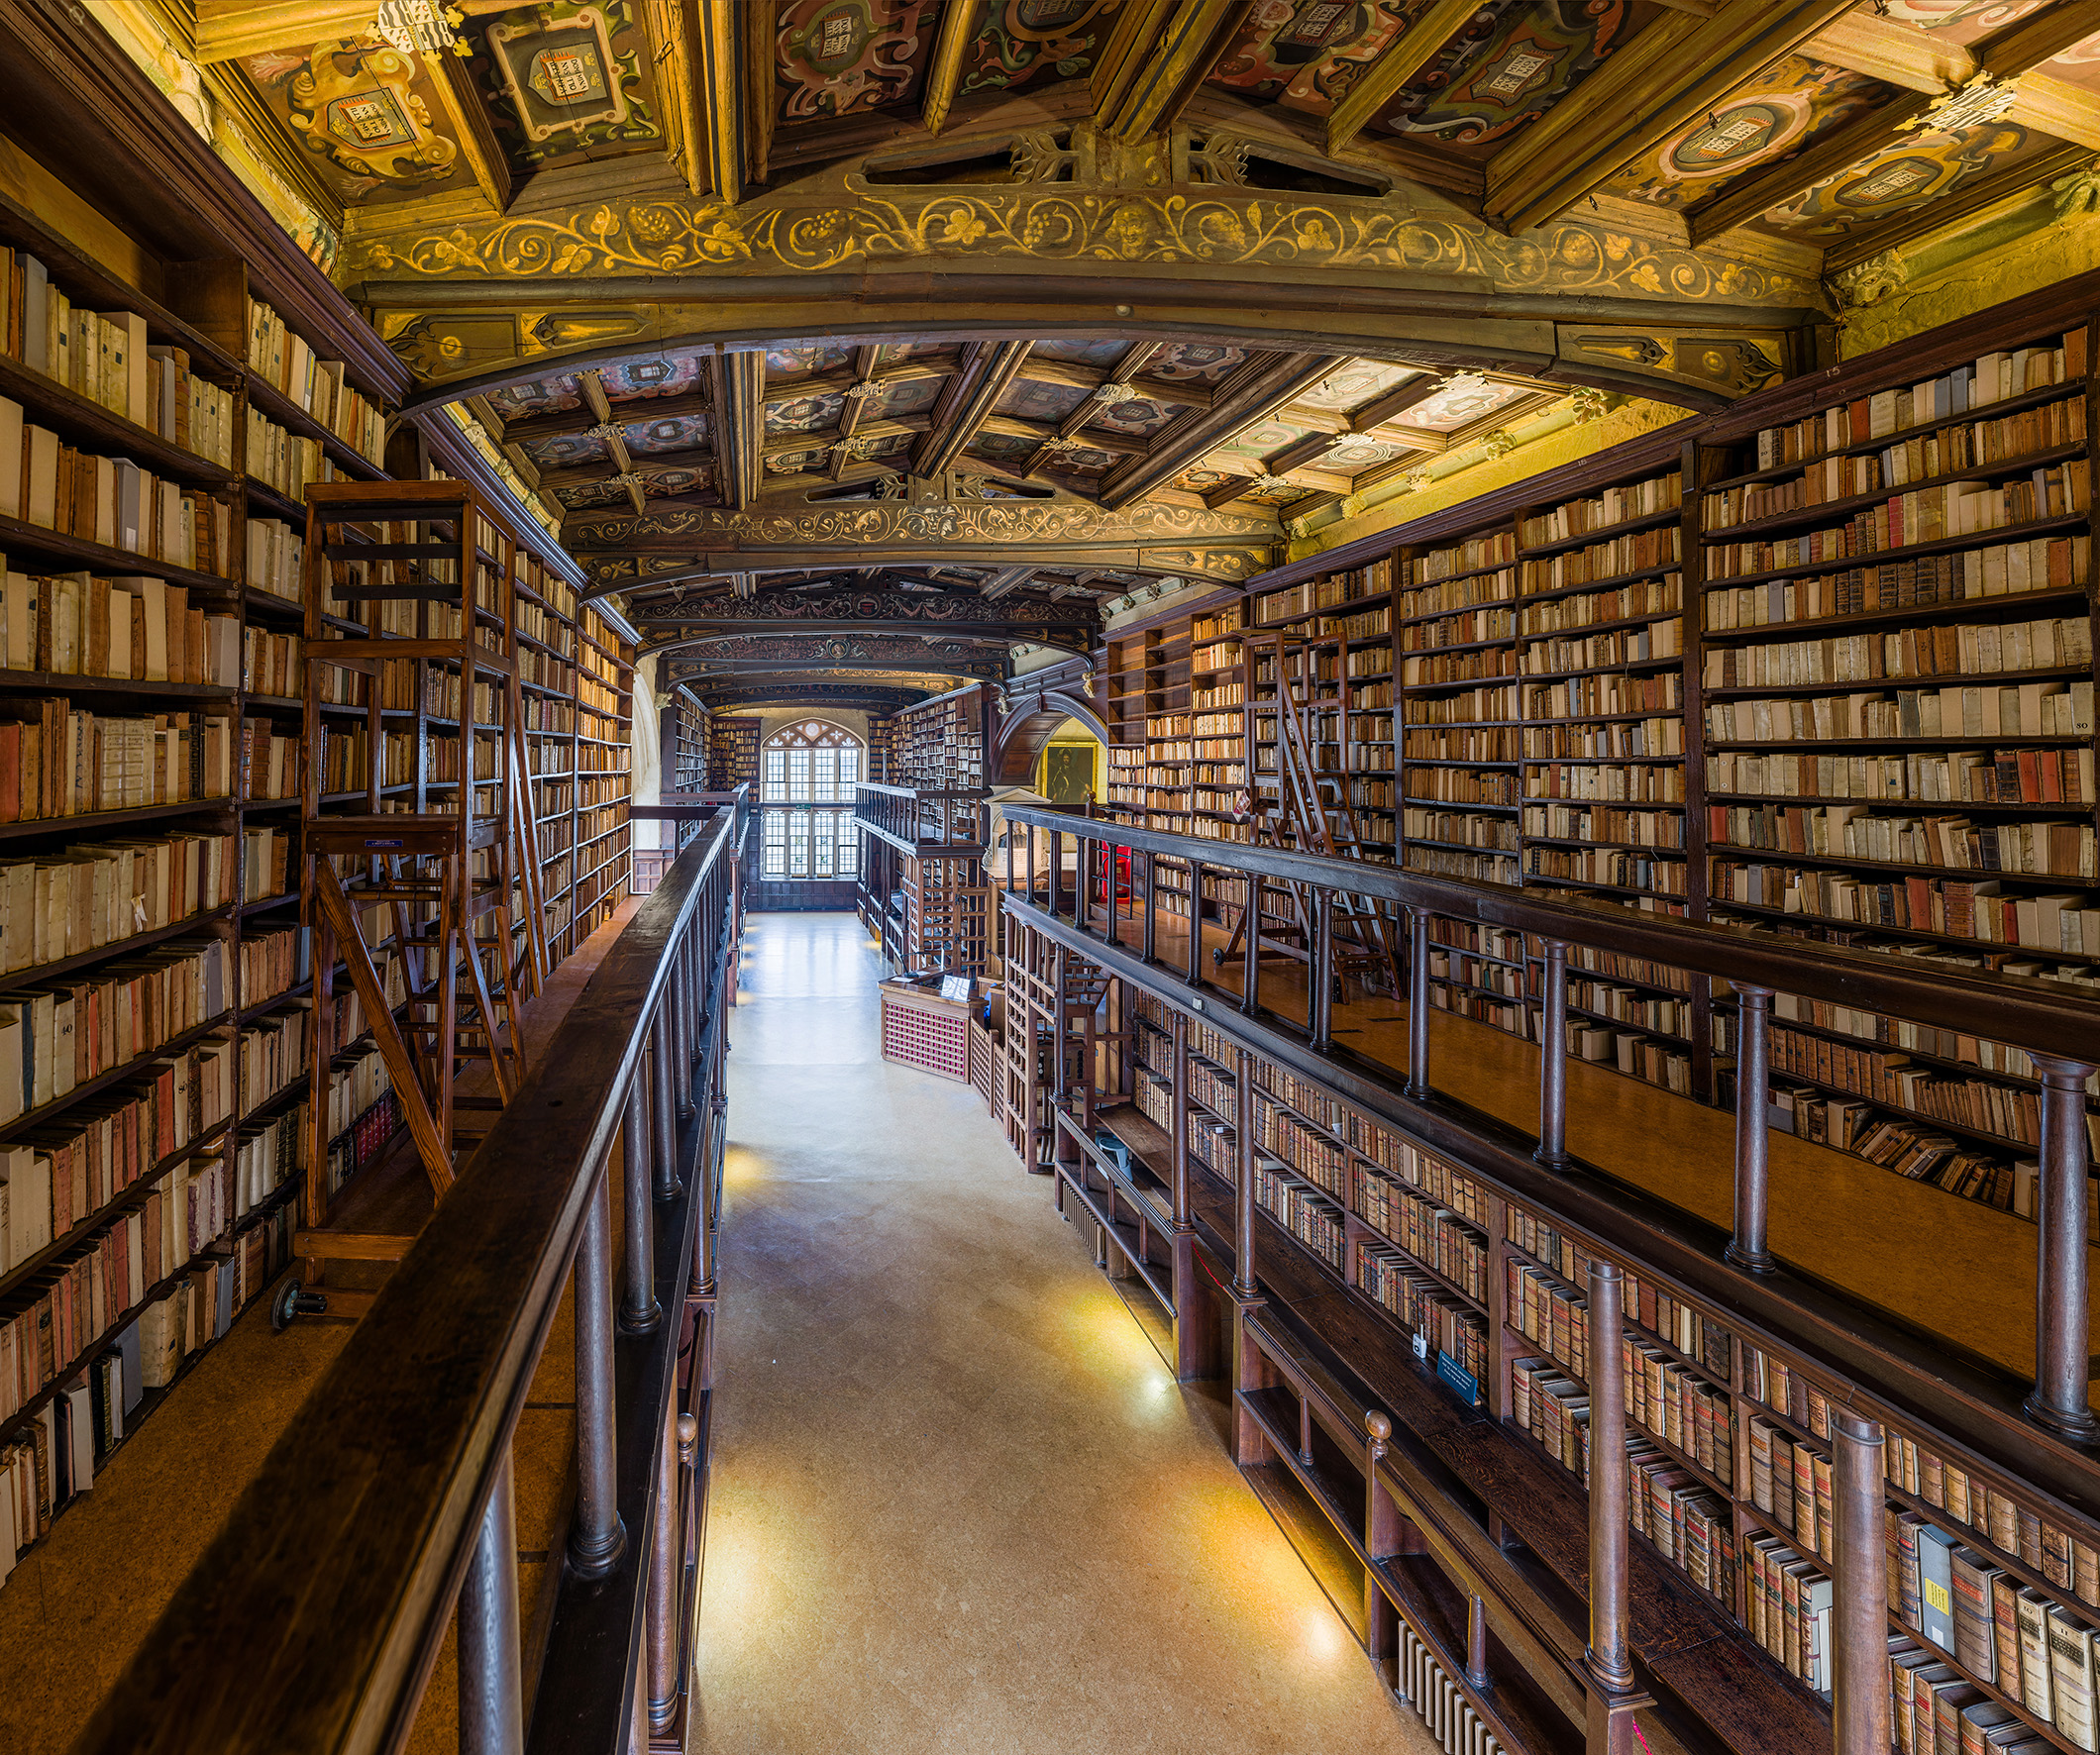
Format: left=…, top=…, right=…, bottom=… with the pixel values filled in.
left=290, top=42, right=459, bottom=185
left=489, top=8, right=630, bottom=141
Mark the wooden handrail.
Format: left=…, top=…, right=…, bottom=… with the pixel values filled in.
left=72, top=814, right=747, bottom=1755
left=995, top=802, right=2100, bottom=1062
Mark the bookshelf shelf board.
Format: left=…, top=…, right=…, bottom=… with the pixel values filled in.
left=1707, top=791, right=2097, bottom=816
left=238, top=892, right=299, bottom=917
left=243, top=478, right=306, bottom=523
left=1703, top=511, right=2088, bottom=589
left=1518, top=503, right=1684, bottom=559
left=1710, top=842, right=2098, bottom=888
left=1398, top=757, right=1522, bottom=769
left=1737, top=1009, right=2080, bottom=1096
left=0, top=906, right=233, bottom=997
left=0, top=797, right=236, bottom=841
left=1344, top=1213, right=1492, bottom=1321
left=242, top=373, right=385, bottom=481
left=0, top=513, right=236, bottom=596
left=1516, top=872, right=1687, bottom=901
left=1703, top=585, right=2091, bottom=644
left=1521, top=611, right=1685, bottom=647
left=0, top=354, right=238, bottom=489
left=236, top=981, right=312, bottom=1025
left=1704, top=666, right=2092, bottom=699
left=1709, top=896, right=2100, bottom=962
left=1565, top=1000, right=1691, bottom=1045
left=1399, top=633, right=1514, bottom=659
left=0, top=192, right=243, bottom=384
left=241, top=589, right=306, bottom=623
left=1755, top=1064, right=2047, bottom=1156
left=1521, top=833, right=1690, bottom=854
left=1702, top=378, right=2089, bottom=493
left=1516, top=657, right=1686, bottom=684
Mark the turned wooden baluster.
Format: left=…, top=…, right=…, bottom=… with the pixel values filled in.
left=569, top=1156, right=626, bottom=1577
left=646, top=1407, right=682, bottom=1735
left=619, top=1059, right=659, bottom=1335
left=1832, top=1410, right=1891, bottom=1755
left=2029, top=1053, right=2100, bottom=1437
left=459, top=1447, right=522, bottom=1755
left=1726, top=984, right=1776, bottom=1273
left=1407, top=907, right=1431, bottom=1099
left=1584, top=1259, right=1647, bottom=1753
left=1310, top=888, right=1334, bottom=1051
left=1536, top=940, right=1570, bottom=1171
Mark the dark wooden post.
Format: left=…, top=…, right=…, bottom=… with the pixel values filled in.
left=1832, top=1410, right=1891, bottom=1755
left=1048, top=828, right=1064, bottom=919
left=2028, top=1054, right=2099, bottom=1436
left=618, top=1065, right=660, bottom=1334
left=646, top=1406, right=682, bottom=1735
left=1583, top=1258, right=1649, bottom=1753
left=1536, top=940, right=1570, bottom=1170
left=1407, top=906, right=1431, bottom=1098
left=671, top=942, right=693, bottom=1118
left=1726, top=984, right=1777, bottom=1273
left=1140, top=850, right=1156, bottom=966
left=1230, top=1050, right=1268, bottom=1462
left=1466, top=1596, right=1491, bottom=1692
left=569, top=1161, right=626, bottom=1576
left=1311, top=888, right=1333, bottom=1051
left=1189, top=861, right=1208, bottom=984
left=459, top=1447, right=522, bottom=1755
left=1168, top=1007, right=1217, bottom=1380
left=1364, top=1411, right=1401, bottom=1678
left=1240, top=873, right=1261, bottom=1016
left=651, top=1016, right=677, bottom=1192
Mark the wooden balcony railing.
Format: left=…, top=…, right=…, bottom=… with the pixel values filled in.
left=996, top=799, right=2100, bottom=1755
left=852, top=779, right=985, bottom=856
left=72, top=810, right=750, bottom=1755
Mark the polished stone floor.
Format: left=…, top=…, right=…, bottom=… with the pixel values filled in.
left=691, top=911, right=1426, bottom=1754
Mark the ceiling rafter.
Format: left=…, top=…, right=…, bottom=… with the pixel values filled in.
left=1100, top=351, right=1350, bottom=511
left=1091, top=0, right=1256, bottom=143
left=1483, top=0, right=1855, bottom=235
left=920, top=0, right=985, bottom=137
left=828, top=344, right=884, bottom=479
left=1323, top=0, right=1497, bottom=159
left=913, top=341, right=1035, bottom=476
left=1014, top=341, right=1162, bottom=480
left=693, top=0, right=745, bottom=201
left=715, top=350, right=765, bottom=511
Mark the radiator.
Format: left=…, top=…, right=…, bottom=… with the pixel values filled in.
left=1398, top=1622, right=1505, bottom=1755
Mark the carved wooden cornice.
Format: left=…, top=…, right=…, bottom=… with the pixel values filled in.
left=566, top=495, right=1280, bottom=595
left=630, top=586, right=1097, bottom=628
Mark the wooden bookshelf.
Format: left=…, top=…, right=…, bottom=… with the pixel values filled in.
left=1057, top=956, right=2100, bottom=1755
left=1097, top=281, right=2100, bottom=1235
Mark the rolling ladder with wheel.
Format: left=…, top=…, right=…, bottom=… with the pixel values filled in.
left=1215, top=627, right=1405, bottom=997
left=277, top=479, right=550, bottom=1324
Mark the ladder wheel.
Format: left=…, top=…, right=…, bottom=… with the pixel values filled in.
left=271, top=1279, right=330, bottom=1332
left=1210, top=947, right=1226, bottom=966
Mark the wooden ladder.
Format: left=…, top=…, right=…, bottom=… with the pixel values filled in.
left=280, top=481, right=540, bottom=1324
left=1217, top=629, right=1405, bottom=996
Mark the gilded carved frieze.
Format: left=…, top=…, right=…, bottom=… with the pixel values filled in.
left=634, top=587, right=1097, bottom=626
left=354, top=178, right=1821, bottom=300
left=566, top=495, right=1275, bottom=550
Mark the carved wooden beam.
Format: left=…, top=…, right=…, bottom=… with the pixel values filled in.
left=716, top=351, right=765, bottom=511
left=694, top=0, right=746, bottom=201
left=1684, top=87, right=1940, bottom=247
left=1100, top=352, right=1347, bottom=510
left=982, top=412, right=1148, bottom=460
left=1981, top=1, right=2100, bottom=77
left=193, top=0, right=370, bottom=61
left=914, top=341, right=1035, bottom=474
left=1092, top=0, right=1255, bottom=143
left=830, top=344, right=883, bottom=480
left=540, top=442, right=713, bottom=492
left=428, top=58, right=512, bottom=215
left=1324, top=0, right=1498, bottom=158
left=1803, top=11, right=1974, bottom=93
left=921, top=0, right=986, bottom=137
left=1484, top=0, right=1854, bottom=234
left=763, top=413, right=932, bottom=461
left=742, top=1, right=775, bottom=185
left=503, top=389, right=711, bottom=446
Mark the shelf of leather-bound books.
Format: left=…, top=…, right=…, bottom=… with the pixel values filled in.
left=1514, top=462, right=1690, bottom=914
left=1399, top=529, right=1520, bottom=889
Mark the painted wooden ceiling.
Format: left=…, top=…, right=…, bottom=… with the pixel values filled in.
left=186, top=0, right=2100, bottom=681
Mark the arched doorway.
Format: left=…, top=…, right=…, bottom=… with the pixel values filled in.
left=755, top=718, right=866, bottom=910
